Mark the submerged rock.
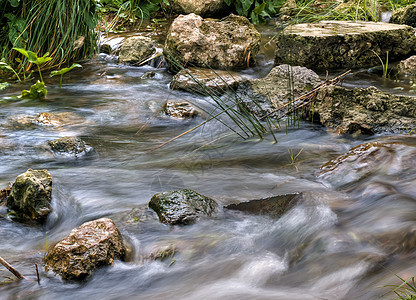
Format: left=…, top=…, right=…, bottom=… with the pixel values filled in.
left=170, top=67, right=245, bottom=96
left=5, top=112, right=86, bottom=129
left=169, top=0, right=228, bottom=17
left=319, top=142, right=397, bottom=189
left=44, top=218, right=126, bottom=281
left=118, top=36, right=156, bottom=64
left=225, top=193, right=303, bottom=218
left=275, top=21, right=416, bottom=70
left=163, top=100, right=199, bottom=119
left=390, top=3, right=416, bottom=27
left=237, top=65, right=320, bottom=118
left=311, top=85, right=416, bottom=134
left=7, top=169, right=52, bottom=224
left=164, top=13, right=261, bottom=72
left=149, top=189, right=218, bottom=224
left=48, top=136, right=94, bottom=158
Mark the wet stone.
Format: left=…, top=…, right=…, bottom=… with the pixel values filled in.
left=170, top=67, right=245, bottom=96
left=225, top=193, right=303, bottom=218
left=48, top=136, right=94, bottom=158
left=149, top=189, right=218, bottom=225
left=44, top=218, right=126, bottom=281
left=7, top=169, right=52, bottom=224
left=163, top=100, right=199, bottom=119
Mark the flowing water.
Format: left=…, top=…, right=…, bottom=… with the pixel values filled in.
left=1, top=28, right=416, bottom=300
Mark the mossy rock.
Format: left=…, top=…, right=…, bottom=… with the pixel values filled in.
left=149, top=189, right=218, bottom=225
left=7, top=169, right=52, bottom=224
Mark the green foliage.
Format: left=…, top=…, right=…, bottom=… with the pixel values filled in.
left=13, top=47, right=52, bottom=82
left=383, top=274, right=416, bottom=299
left=0, top=82, right=9, bottom=90
left=20, top=80, right=47, bottom=99
left=50, top=63, right=82, bottom=87
left=1, top=0, right=98, bottom=72
left=0, top=60, right=20, bottom=81
left=224, top=0, right=286, bottom=24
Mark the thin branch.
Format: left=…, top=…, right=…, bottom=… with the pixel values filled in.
left=0, top=256, right=26, bottom=280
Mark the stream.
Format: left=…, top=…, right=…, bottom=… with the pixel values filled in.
left=0, top=24, right=416, bottom=300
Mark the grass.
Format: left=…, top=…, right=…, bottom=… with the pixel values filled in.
left=383, top=274, right=416, bottom=299
left=2, top=0, right=98, bottom=73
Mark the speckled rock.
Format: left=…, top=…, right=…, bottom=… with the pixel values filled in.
left=390, top=3, right=416, bottom=27
left=164, top=13, right=261, bottom=72
left=149, top=189, right=218, bottom=224
left=48, top=136, right=94, bottom=158
left=5, top=112, right=86, bottom=129
left=119, top=36, right=156, bottom=64
left=169, top=0, right=227, bottom=17
left=163, top=100, right=199, bottom=119
left=275, top=21, right=416, bottom=70
left=237, top=64, right=320, bottom=118
left=311, top=85, right=416, bottom=134
left=170, top=67, right=245, bottom=96
left=7, top=169, right=52, bottom=224
left=44, top=218, right=126, bottom=280
left=397, top=55, right=416, bottom=76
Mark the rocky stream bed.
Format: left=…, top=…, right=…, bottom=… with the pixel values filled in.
left=0, top=9, right=416, bottom=300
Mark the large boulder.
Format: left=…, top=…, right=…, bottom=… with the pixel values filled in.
left=149, top=189, right=218, bottom=224
left=390, top=3, right=416, bottom=27
left=275, top=21, right=416, bottom=70
left=164, top=14, right=261, bottom=72
left=311, top=85, right=416, bottom=134
left=44, top=218, right=126, bottom=280
left=118, top=36, right=156, bottom=64
left=48, top=136, right=94, bottom=158
left=237, top=65, right=320, bottom=118
left=169, top=0, right=228, bottom=17
left=7, top=169, right=52, bottom=224
left=170, top=67, right=245, bottom=96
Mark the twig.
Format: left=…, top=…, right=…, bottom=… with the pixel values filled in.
left=35, top=263, right=40, bottom=284
left=0, top=256, right=26, bottom=280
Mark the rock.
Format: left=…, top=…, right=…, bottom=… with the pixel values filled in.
left=148, top=244, right=177, bottom=261
left=48, top=136, right=94, bottom=158
left=319, top=142, right=397, bottom=189
left=236, top=65, right=320, bottom=118
left=311, top=85, right=416, bottom=134
left=149, top=189, right=218, bottom=224
left=118, top=36, right=156, bottom=64
left=163, top=100, right=199, bottom=119
left=5, top=112, right=86, bottom=130
left=7, top=169, right=52, bottom=224
left=170, top=67, right=245, bottom=96
left=225, top=193, right=303, bottom=218
left=275, top=21, right=416, bottom=70
left=169, top=0, right=228, bottom=17
left=390, top=3, right=416, bottom=27
left=164, top=13, right=261, bottom=72
left=99, top=43, right=112, bottom=55
left=280, top=0, right=298, bottom=16
left=397, top=55, right=416, bottom=76
left=44, top=218, right=126, bottom=280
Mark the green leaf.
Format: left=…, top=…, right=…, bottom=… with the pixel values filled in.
left=50, top=63, right=82, bottom=77
left=8, top=0, right=20, bottom=8
left=253, top=2, right=266, bottom=14
left=0, top=83, right=9, bottom=91
left=20, top=80, right=47, bottom=99
left=13, top=47, right=30, bottom=59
